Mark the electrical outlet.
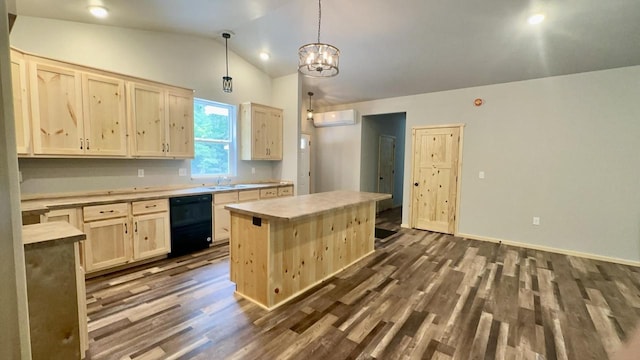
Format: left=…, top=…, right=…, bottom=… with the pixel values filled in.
left=533, top=217, right=540, bottom=225
left=138, top=169, right=144, bottom=178
left=251, top=167, right=256, bottom=174
left=479, top=171, right=485, bottom=179
left=179, top=168, right=187, bottom=176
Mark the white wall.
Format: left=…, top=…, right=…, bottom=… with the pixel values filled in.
left=317, top=66, right=640, bottom=263
left=315, top=122, right=362, bottom=192
left=10, top=16, right=290, bottom=194
left=272, top=73, right=300, bottom=192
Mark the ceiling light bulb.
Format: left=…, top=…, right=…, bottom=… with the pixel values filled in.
left=89, top=6, right=108, bottom=18
left=528, top=13, right=545, bottom=25
left=259, top=52, right=270, bottom=61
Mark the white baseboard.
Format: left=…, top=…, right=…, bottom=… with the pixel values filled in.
left=456, top=232, right=640, bottom=268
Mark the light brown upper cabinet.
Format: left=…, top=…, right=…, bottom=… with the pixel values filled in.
left=240, top=102, right=283, bottom=160
left=129, top=82, right=194, bottom=158
left=29, top=59, right=84, bottom=155
left=10, top=49, right=31, bottom=155
left=81, top=73, right=127, bottom=156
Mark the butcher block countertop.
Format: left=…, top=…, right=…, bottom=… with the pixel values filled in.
left=21, top=182, right=291, bottom=214
left=22, top=221, right=86, bottom=247
left=225, top=190, right=391, bottom=221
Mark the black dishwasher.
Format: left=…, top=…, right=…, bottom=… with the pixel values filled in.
left=169, top=194, right=212, bottom=257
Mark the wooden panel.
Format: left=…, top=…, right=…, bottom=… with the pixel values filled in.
left=239, top=103, right=283, bottom=160
left=238, top=189, right=260, bottom=202
left=214, top=204, right=232, bottom=241
left=24, top=239, right=81, bottom=359
left=266, top=108, right=283, bottom=160
left=251, top=105, right=270, bottom=159
left=83, top=203, right=128, bottom=222
left=277, top=186, right=293, bottom=197
left=74, top=242, right=88, bottom=358
left=129, top=82, right=165, bottom=157
left=82, top=72, right=127, bottom=156
left=131, top=199, right=168, bottom=215
left=411, top=126, right=461, bottom=234
left=230, top=200, right=376, bottom=310
left=29, top=60, right=84, bottom=155
left=214, top=191, right=239, bottom=204
left=10, top=50, right=31, bottom=155
left=260, top=188, right=278, bottom=199
left=83, top=218, right=130, bottom=272
left=133, top=212, right=170, bottom=260
left=165, top=88, right=194, bottom=158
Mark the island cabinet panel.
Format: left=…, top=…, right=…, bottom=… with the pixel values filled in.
left=129, top=82, right=165, bottom=157
left=11, top=50, right=31, bottom=155
left=229, top=199, right=376, bottom=310
left=82, top=73, right=127, bottom=156
left=29, top=60, right=84, bottom=155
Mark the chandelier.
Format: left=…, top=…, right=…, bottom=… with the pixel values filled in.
left=222, top=32, right=233, bottom=93
left=298, top=0, right=339, bottom=77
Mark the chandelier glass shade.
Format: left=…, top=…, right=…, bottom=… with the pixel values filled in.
left=298, top=0, right=340, bottom=77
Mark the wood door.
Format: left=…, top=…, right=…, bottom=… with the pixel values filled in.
left=132, top=212, right=170, bottom=260
left=129, top=82, right=165, bottom=157
left=251, top=105, right=270, bottom=159
left=29, top=60, right=84, bottom=155
left=377, top=135, right=395, bottom=212
left=82, top=73, right=127, bottom=156
left=411, top=126, right=462, bottom=234
left=83, top=218, right=131, bottom=272
left=265, top=108, right=283, bottom=160
left=10, top=50, right=31, bottom=155
left=165, top=89, right=194, bottom=158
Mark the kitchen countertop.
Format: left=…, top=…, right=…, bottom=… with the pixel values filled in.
left=21, top=182, right=292, bottom=214
left=23, top=221, right=86, bottom=247
left=225, top=190, right=391, bottom=221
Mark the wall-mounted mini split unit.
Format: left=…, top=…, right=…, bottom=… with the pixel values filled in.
left=313, top=109, right=357, bottom=127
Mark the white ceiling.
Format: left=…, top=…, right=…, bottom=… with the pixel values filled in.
left=14, top=0, right=640, bottom=107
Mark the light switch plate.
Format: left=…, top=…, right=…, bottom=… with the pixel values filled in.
left=179, top=168, right=187, bottom=176
left=533, top=217, right=540, bottom=225
left=251, top=167, right=256, bottom=174
left=138, top=169, right=144, bottom=178
left=479, top=171, right=485, bottom=179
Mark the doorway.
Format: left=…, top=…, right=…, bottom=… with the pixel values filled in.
left=377, top=135, right=395, bottom=212
left=298, top=133, right=311, bottom=195
left=410, top=125, right=463, bottom=234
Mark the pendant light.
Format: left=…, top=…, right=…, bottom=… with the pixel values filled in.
left=298, top=0, right=340, bottom=77
left=306, top=92, right=314, bottom=121
left=222, top=32, right=233, bottom=93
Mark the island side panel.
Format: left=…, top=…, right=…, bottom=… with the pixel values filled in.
left=268, top=201, right=376, bottom=308
left=229, top=212, right=269, bottom=306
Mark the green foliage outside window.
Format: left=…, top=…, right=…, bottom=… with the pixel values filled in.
left=191, top=99, right=235, bottom=177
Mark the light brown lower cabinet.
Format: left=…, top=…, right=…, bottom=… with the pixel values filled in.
left=84, top=217, right=131, bottom=271
left=132, top=200, right=170, bottom=260
left=213, top=192, right=239, bottom=241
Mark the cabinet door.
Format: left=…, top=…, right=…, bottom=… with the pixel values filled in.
left=266, top=108, right=283, bottom=160
left=165, top=89, right=194, bottom=158
left=83, top=218, right=130, bottom=272
left=10, top=50, right=31, bottom=155
left=29, top=60, right=84, bottom=155
left=251, top=105, right=271, bottom=159
left=82, top=73, right=127, bottom=156
left=214, top=203, right=232, bottom=241
left=129, top=82, right=165, bottom=157
left=133, top=212, right=170, bottom=260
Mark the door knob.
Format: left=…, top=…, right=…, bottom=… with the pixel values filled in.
left=379, top=177, right=383, bottom=180
left=414, top=182, right=419, bottom=186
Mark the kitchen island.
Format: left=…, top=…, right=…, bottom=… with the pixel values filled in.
left=226, top=190, right=391, bottom=310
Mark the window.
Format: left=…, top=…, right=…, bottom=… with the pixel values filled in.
left=191, top=98, right=236, bottom=177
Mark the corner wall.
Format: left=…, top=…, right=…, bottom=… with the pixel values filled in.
left=317, top=66, right=640, bottom=263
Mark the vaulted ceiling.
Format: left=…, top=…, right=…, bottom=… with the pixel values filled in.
left=14, top=0, right=640, bottom=107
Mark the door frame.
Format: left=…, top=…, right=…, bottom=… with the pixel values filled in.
left=299, top=133, right=312, bottom=195
left=409, top=123, right=465, bottom=234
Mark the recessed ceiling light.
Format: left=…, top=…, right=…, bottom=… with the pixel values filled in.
left=89, top=6, right=109, bottom=19
left=259, top=52, right=270, bottom=61
left=527, top=13, right=545, bottom=25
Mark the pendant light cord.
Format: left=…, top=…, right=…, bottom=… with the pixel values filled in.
left=317, top=0, right=322, bottom=43
left=225, top=37, right=229, bottom=76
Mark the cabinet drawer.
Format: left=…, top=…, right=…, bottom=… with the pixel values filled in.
left=278, top=186, right=293, bottom=197
left=132, top=199, right=168, bottom=215
left=260, top=188, right=278, bottom=199
left=214, top=191, right=239, bottom=204
left=239, top=190, right=260, bottom=202
left=83, top=203, right=128, bottom=222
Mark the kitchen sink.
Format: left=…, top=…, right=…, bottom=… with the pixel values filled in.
left=208, top=186, right=234, bottom=190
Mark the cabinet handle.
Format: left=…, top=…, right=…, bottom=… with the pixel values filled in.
left=80, top=138, right=84, bottom=150
left=162, top=143, right=165, bottom=152
left=99, top=210, right=115, bottom=214
left=86, top=139, right=90, bottom=150
left=124, top=223, right=128, bottom=234
left=166, top=143, right=169, bottom=152
left=134, top=222, right=138, bottom=233
left=145, top=204, right=157, bottom=208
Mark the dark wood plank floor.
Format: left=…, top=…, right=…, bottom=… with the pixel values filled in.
left=85, top=207, right=640, bottom=359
